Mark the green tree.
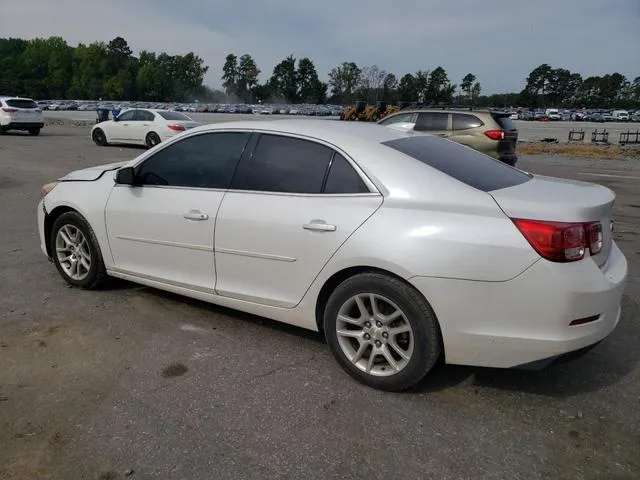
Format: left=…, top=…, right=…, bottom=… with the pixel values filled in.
left=269, top=55, right=298, bottom=103
left=328, top=62, right=361, bottom=104
left=397, top=73, right=417, bottom=101
left=297, top=57, right=322, bottom=103
left=0, top=38, right=28, bottom=94
left=236, top=54, right=260, bottom=103
left=221, top=54, right=239, bottom=98
left=460, top=73, right=476, bottom=102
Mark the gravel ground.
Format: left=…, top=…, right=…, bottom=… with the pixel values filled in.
left=0, top=126, right=639, bottom=480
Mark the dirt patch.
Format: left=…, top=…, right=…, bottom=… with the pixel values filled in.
left=518, top=142, right=640, bottom=160
left=161, top=362, right=188, bottom=378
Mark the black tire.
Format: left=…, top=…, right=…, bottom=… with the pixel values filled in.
left=28, top=128, right=40, bottom=136
left=50, top=211, right=109, bottom=290
left=0, top=127, right=6, bottom=134
left=348, top=113, right=357, bottom=121
left=324, top=272, right=442, bottom=392
left=92, top=128, right=107, bottom=146
left=145, top=132, right=161, bottom=148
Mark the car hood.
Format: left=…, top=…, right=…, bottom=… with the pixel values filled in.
left=59, top=161, right=129, bottom=181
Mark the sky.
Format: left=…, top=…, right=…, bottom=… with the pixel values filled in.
left=1, top=0, right=639, bottom=94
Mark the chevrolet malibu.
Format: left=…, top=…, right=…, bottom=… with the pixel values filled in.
left=37, top=120, right=628, bottom=391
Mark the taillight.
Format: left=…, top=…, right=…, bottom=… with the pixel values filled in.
left=484, top=129, right=504, bottom=140
left=2, top=107, right=18, bottom=113
left=511, top=218, right=603, bottom=263
left=587, top=222, right=603, bottom=254
left=167, top=124, right=186, bottom=131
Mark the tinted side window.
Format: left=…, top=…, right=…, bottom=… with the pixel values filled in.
left=116, top=110, right=136, bottom=121
left=136, top=110, right=155, bottom=121
left=243, top=134, right=332, bottom=194
left=136, top=132, right=249, bottom=189
left=324, top=154, right=369, bottom=194
left=379, top=112, right=415, bottom=125
left=452, top=113, right=484, bottom=130
left=414, top=112, right=448, bottom=132
left=381, top=135, right=530, bottom=192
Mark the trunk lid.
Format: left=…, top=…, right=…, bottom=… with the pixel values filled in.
left=490, top=174, right=615, bottom=267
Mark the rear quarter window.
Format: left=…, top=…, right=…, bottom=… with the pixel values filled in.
left=381, top=135, right=530, bottom=192
left=158, top=111, right=192, bottom=121
left=452, top=113, right=484, bottom=130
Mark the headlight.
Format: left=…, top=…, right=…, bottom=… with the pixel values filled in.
left=41, top=182, right=59, bottom=197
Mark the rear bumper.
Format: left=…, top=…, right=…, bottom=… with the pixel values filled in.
left=1, top=122, right=44, bottom=129
left=409, top=241, right=628, bottom=369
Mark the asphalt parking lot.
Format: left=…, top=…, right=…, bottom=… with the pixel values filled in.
left=1, top=126, right=639, bottom=480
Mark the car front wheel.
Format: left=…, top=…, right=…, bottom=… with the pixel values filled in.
left=324, top=272, right=442, bottom=391
left=50, top=211, right=108, bottom=289
left=92, top=128, right=107, bottom=146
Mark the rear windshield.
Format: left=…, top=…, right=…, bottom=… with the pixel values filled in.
left=381, top=135, right=530, bottom=192
left=158, top=111, right=192, bottom=121
left=6, top=99, right=38, bottom=109
left=491, top=114, right=516, bottom=131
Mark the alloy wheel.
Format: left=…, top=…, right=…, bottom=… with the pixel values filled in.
left=55, top=224, right=91, bottom=281
left=336, top=293, right=415, bottom=377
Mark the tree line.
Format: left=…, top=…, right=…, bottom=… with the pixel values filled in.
left=1, top=36, right=638, bottom=108
left=0, top=36, right=208, bottom=102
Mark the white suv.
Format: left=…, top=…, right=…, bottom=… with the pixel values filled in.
left=0, top=96, right=45, bottom=135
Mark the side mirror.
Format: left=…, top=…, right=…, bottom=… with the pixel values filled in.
left=115, top=166, right=136, bottom=185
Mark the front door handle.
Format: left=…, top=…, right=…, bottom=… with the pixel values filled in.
left=183, top=210, right=209, bottom=221
left=303, top=220, right=336, bottom=232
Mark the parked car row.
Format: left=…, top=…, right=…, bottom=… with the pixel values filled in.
left=33, top=99, right=344, bottom=117
left=510, top=108, right=639, bottom=122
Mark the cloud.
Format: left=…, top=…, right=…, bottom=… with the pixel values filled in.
left=1, top=0, right=638, bottom=94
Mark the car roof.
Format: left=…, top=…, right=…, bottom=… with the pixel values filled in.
left=0, top=96, right=35, bottom=100
left=195, top=119, right=409, bottom=147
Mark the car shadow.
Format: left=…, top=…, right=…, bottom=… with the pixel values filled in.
left=413, top=294, right=640, bottom=397
left=112, top=281, right=640, bottom=397
left=116, top=282, right=325, bottom=344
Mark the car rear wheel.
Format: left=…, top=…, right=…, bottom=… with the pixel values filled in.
left=146, top=132, right=161, bottom=148
left=50, top=211, right=108, bottom=290
left=92, top=128, right=107, bottom=146
left=28, top=127, right=40, bottom=136
left=324, top=272, right=442, bottom=391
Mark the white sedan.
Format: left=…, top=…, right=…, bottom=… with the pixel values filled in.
left=91, top=108, right=199, bottom=148
left=37, top=120, right=627, bottom=391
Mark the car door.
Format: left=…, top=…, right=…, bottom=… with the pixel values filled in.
left=110, top=109, right=137, bottom=142
left=413, top=112, right=451, bottom=138
left=104, top=131, right=251, bottom=291
left=131, top=110, right=155, bottom=143
left=214, top=133, right=383, bottom=308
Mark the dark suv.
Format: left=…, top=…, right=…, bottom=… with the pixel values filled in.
left=378, top=107, right=519, bottom=166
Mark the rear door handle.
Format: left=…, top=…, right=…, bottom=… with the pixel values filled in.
left=303, top=220, right=336, bottom=232
left=183, top=210, right=209, bottom=221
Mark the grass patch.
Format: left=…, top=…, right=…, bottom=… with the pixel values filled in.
left=518, top=142, right=640, bottom=160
